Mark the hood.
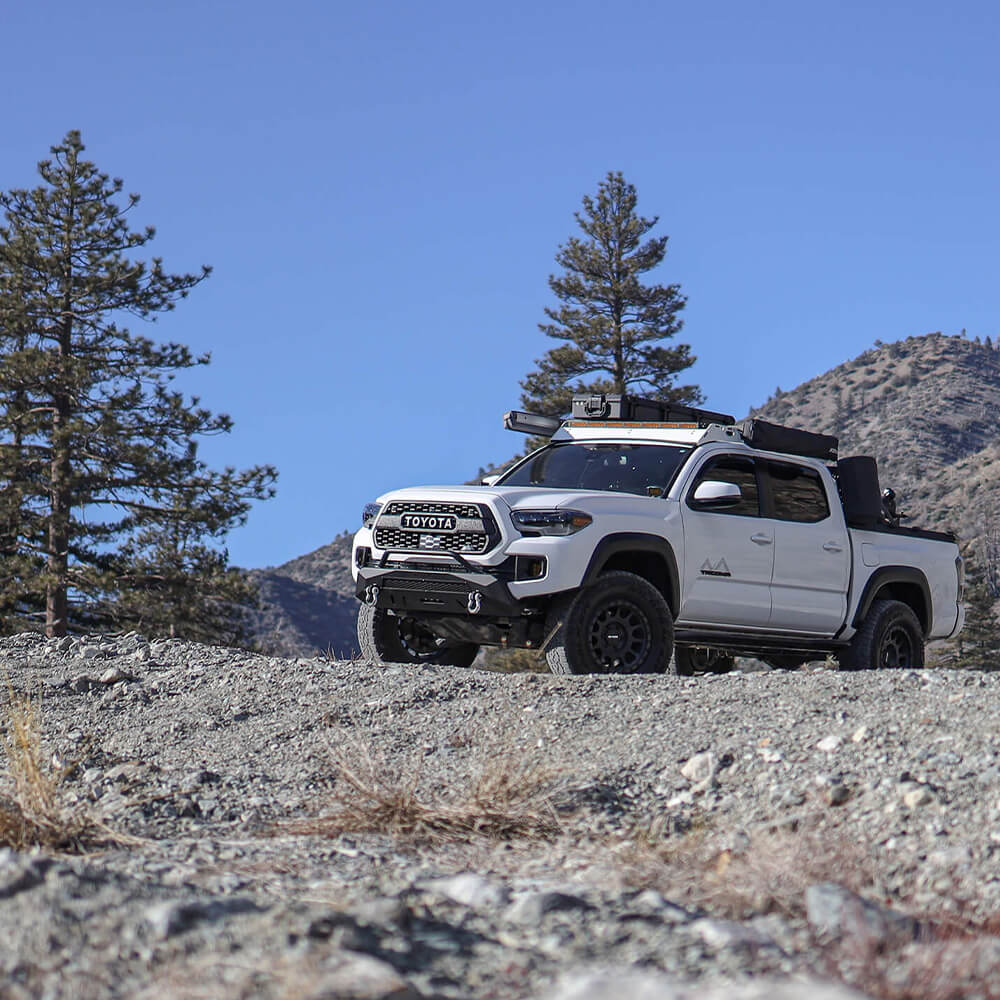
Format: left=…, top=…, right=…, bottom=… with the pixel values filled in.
left=378, top=484, right=657, bottom=511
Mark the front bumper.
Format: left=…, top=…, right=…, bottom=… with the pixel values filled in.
left=355, top=563, right=525, bottom=618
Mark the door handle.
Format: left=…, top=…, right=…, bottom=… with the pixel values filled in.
left=750, top=533, right=773, bottom=545
left=823, top=542, right=844, bottom=553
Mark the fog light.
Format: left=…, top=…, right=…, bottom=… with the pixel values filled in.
left=516, top=556, right=547, bottom=580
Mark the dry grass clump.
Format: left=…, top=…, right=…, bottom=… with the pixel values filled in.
left=478, top=647, right=549, bottom=673
left=827, top=931, right=1000, bottom=1000
left=817, top=905, right=1000, bottom=1000
left=1, top=686, right=129, bottom=852
left=618, top=821, right=878, bottom=920
left=620, top=819, right=1000, bottom=999
left=278, top=734, right=561, bottom=842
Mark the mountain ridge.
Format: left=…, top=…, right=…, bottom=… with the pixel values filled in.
left=748, top=331, right=1000, bottom=542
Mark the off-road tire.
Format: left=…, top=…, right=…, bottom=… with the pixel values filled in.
left=671, top=645, right=736, bottom=676
left=544, top=571, right=673, bottom=675
left=357, top=604, right=479, bottom=667
left=837, top=599, right=924, bottom=671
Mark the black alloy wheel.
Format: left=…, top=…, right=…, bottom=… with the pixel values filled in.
left=357, top=603, right=479, bottom=667
left=397, top=616, right=447, bottom=659
left=879, top=621, right=916, bottom=668
left=544, top=570, right=674, bottom=675
left=588, top=598, right=652, bottom=672
left=837, top=598, right=925, bottom=671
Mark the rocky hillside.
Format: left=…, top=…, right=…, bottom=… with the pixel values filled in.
left=250, top=333, right=1000, bottom=658
left=248, top=533, right=357, bottom=658
left=5, top=631, right=1000, bottom=999
left=750, top=332, right=1000, bottom=544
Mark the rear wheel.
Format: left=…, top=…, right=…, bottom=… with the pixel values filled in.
left=544, top=571, right=673, bottom=675
left=672, top=646, right=735, bottom=676
left=357, top=604, right=479, bottom=667
left=837, top=599, right=924, bottom=671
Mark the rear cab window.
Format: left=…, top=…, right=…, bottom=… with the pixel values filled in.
left=765, top=460, right=830, bottom=522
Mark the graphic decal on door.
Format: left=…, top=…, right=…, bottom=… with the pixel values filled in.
left=700, top=558, right=732, bottom=578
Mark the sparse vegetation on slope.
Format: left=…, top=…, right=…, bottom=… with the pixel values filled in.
left=1, top=685, right=128, bottom=851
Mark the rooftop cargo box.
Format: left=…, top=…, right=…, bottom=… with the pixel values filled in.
left=572, top=393, right=735, bottom=427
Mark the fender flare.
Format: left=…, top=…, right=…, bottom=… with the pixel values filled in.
left=580, top=532, right=680, bottom=616
left=852, top=566, right=932, bottom=635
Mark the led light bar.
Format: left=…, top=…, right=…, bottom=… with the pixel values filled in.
left=503, top=410, right=562, bottom=436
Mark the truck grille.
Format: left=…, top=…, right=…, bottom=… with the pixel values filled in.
left=374, top=528, right=491, bottom=554
left=384, top=501, right=481, bottom=518
left=374, top=500, right=499, bottom=555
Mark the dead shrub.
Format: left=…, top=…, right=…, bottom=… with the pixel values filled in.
left=622, top=817, right=1000, bottom=999
left=1, top=685, right=132, bottom=852
left=822, top=925, right=1000, bottom=1000
left=277, top=733, right=562, bottom=842
left=477, top=647, right=549, bottom=673
left=617, top=821, right=878, bottom=919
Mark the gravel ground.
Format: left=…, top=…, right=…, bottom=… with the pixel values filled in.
left=3, top=631, right=1000, bottom=999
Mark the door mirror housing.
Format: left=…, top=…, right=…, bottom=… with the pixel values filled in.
left=692, top=480, right=742, bottom=509
left=481, top=474, right=501, bottom=486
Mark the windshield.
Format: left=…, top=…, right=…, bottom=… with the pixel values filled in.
left=498, top=442, right=692, bottom=497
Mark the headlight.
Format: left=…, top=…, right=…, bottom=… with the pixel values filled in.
left=511, top=508, right=592, bottom=536
left=362, top=502, right=382, bottom=528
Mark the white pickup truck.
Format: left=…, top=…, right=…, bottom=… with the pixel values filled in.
left=352, top=395, right=965, bottom=675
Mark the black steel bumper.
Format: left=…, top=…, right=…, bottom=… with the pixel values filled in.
left=356, top=564, right=524, bottom=618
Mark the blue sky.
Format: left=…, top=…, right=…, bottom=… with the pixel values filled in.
left=2, top=0, right=999, bottom=569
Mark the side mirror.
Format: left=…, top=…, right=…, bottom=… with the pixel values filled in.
left=692, top=480, right=742, bottom=509
left=481, top=474, right=501, bottom=486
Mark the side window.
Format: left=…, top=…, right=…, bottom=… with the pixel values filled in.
left=767, top=461, right=830, bottom=523
left=687, top=455, right=759, bottom=517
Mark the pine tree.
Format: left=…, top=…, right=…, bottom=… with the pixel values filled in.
left=520, top=171, right=700, bottom=418
left=941, top=543, right=1000, bottom=670
left=0, top=131, right=276, bottom=640
left=106, top=498, right=260, bottom=646
left=952, top=547, right=1000, bottom=670
left=0, top=230, right=47, bottom=630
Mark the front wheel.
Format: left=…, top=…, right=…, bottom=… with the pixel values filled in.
left=357, top=604, right=479, bottom=667
left=837, top=599, right=924, bottom=671
left=544, top=571, right=673, bottom=675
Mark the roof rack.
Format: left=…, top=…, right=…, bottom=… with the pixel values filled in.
left=571, top=393, right=735, bottom=428
left=503, top=395, right=840, bottom=463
